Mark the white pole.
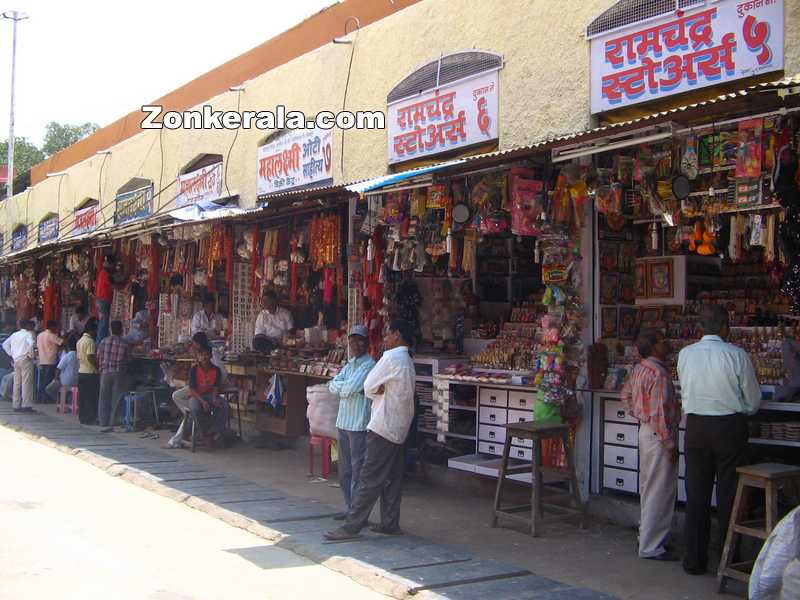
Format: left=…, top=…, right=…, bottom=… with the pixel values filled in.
left=2, top=11, right=27, bottom=200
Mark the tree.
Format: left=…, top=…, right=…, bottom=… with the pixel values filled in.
left=42, top=121, right=99, bottom=157
left=0, top=136, right=45, bottom=175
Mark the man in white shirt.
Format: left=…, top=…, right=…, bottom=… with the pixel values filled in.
left=3, top=320, right=37, bottom=413
left=677, top=304, right=762, bottom=576
left=253, top=290, right=293, bottom=348
left=325, top=319, right=416, bottom=540
left=67, top=305, right=88, bottom=337
left=191, top=296, right=223, bottom=339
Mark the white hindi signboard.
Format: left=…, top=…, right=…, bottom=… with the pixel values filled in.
left=388, top=69, right=499, bottom=164
left=590, top=0, right=784, bottom=114
left=256, top=127, right=333, bottom=197
left=175, top=162, right=223, bottom=208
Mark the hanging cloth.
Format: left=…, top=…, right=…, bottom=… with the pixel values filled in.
left=323, top=267, right=334, bottom=305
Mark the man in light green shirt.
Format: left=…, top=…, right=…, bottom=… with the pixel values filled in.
left=677, top=305, right=761, bottom=576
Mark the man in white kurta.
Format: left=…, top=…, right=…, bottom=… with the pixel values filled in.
left=325, top=319, right=416, bottom=540
left=3, top=321, right=37, bottom=412
left=253, top=291, right=293, bottom=343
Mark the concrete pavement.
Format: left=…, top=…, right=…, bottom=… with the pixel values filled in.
left=0, top=425, right=393, bottom=600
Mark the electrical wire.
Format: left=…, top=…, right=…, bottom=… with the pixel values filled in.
left=224, top=89, right=243, bottom=202
left=339, top=17, right=360, bottom=183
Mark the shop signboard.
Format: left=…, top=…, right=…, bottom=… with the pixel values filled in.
left=115, top=185, right=153, bottom=225
left=175, top=161, right=223, bottom=208
left=590, top=0, right=784, bottom=113
left=11, top=225, right=27, bottom=252
left=73, top=203, right=98, bottom=235
left=256, top=128, right=333, bottom=197
left=38, top=215, right=59, bottom=244
left=388, top=68, right=499, bottom=164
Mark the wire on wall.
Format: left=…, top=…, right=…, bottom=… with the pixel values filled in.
left=338, top=16, right=360, bottom=183
left=224, top=89, right=243, bottom=202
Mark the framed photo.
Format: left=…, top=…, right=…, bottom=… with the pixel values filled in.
left=599, top=242, right=619, bottom=271
left=601, top=307, right=618, bottom=338
left=639, top=305, right=663, bottom=324
left=618, top=274, right=636, bottom=304
left=647, top=259, right=674, bottom=298
left=618, top=307, right=638, bottom=340
left=634, top=262, right=647, bottom=298
left=600, top=272, right=620, bottom=305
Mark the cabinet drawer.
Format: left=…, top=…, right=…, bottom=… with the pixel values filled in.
left=603, top=444, right=638, bottom=470
left=604, top=422, right=639, bottom=447
left=512, top=436, right=533, bottom=448
left=603, top=467, right=638, bottom=494
left=508, top=390, right=535, bottom=410
left=479, top=424, right=506, bottom=444
left=479, top=388, right=508, bottom=408
left=510, top=445, right=532, bottom=462
left=479, top=441, right=504, bottom=457
left=604, top=399, right=637, bottom=425
left=479, top=406, right=507, bottom=426
left=507, top=409, right=534, bottom=425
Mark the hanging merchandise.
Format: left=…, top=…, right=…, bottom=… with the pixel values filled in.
left=681, top=134, right=699, bottom=179
left=510, top=169, right=544, bottom=236
left=737, top=118, right=763, bottom=178
left=310, top=214, right=340, bottom=270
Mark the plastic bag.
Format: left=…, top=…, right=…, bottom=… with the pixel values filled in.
left=306, top=383, right=340, bottom=439
left=750, top=506, right=800, bottom=600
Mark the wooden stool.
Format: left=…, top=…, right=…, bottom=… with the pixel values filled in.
left=491, top=421, right=586, bottom=537
left=718, top=463, right=800, bottom=593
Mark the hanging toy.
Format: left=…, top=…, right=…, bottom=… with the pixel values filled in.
left=697, top=218, right=717, bottom=256
left=689, top=220, right=703, bottom=253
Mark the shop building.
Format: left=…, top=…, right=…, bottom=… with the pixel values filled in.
left=0, top=0, right=799, bottom=527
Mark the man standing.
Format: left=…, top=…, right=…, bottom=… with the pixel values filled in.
left=621, top=329, right=681, bottom=562
left=36, top=320, right=63, bottom=403
left=191, top=296, right=223, bottom=339
left=328, top=325, right=376, bottom=518
left=325, top=319, right=415, bottom=540
left=77, top=319, right=101, bottom=425
left=95, top=255, right=115, bottom=344
left=253, top=290, right=293, bottom=349
left=97, top=321, right=130, bottom=431
left=678, top=305, right=762, bottom=575
left=67, top=305, right=88, bottom=337
left=2, top=320, right=37, bottom=413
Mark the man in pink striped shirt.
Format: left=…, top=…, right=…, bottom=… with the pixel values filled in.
left=621, top=329, right=681, bottom=561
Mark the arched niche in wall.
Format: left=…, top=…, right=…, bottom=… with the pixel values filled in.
left=114, top=178, right=154, bottom=226
left=386, top=51, right=503, bottom=165
left=73, top=198, right=99, bottom=236
left=11, top=223, right=28, bottom=252
left=175, top=153, right=224, bottom=208
left=38, top=212, right=60, bottom=244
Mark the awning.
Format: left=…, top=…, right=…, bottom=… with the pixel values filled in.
left=168, top=196, right=249, bottom=222
left=345, top=158, right=468, bottom=194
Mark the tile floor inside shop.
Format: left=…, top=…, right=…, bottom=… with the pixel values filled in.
left=27, top=403, right=737, bottom=600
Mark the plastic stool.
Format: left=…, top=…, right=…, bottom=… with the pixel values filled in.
left=308, top=435, right=334, bottom=479
left=123, top=390, right=161, bottom=431
left=58, top=386, right=79, bottom=414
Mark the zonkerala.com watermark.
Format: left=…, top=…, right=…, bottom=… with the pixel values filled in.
left=141, top=104, right=386, bottom=131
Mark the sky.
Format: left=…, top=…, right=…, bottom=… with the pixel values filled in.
left=0, top=0, right=334, bottom=148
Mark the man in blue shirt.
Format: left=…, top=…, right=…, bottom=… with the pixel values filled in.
left=677, top=304, right=762, bottom=576
left=328, top=325, right=375, bottom=519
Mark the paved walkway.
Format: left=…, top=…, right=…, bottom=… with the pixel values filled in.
left=0, top=405, right=618, bottom=600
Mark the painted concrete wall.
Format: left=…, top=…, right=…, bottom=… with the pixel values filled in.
left=4, top=0, right=800, bottom=253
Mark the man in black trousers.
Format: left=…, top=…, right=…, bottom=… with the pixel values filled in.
left=324, top=319, right=416, bottom=540
left=677, top=305, right=762, bottom=575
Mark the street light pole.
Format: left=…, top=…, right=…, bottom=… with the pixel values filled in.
left=2, top=11, right=28, bottom=200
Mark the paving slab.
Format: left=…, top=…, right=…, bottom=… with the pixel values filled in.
left=392, top=559, right=529, bottom=593
left=190, top=488, right=286, bottom=504
left=284, top=532, right=473, bottom=571
left=166, top=477, right=259, bottom=492
left=130, top=463, right=209, bottom=475
left=269, top=516, right=341, bottom=535
left=235, top=501, right=340, bottom=523
left=425, top=575, right=617, bottom=600
left=148, top=473, right=228, bottom=483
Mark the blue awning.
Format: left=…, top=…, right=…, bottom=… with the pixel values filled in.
left=345, top=158, right=467, bottom=194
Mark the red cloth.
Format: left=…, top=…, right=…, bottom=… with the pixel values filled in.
left=43, top=283, right=57, bottom=325
left=95, top=269, right=113, bottom=303
left=190, top=364, right=220, bottom=396
left=323, top=267, right=334, bottom=305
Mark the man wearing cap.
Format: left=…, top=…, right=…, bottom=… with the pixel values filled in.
left=328, top=325, right=376, bottom=518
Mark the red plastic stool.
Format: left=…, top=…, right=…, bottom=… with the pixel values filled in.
left=308, top=435, right=335, bottom=479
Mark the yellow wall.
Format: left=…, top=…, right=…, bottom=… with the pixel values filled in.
left=4, top=0, right=800, bottom=252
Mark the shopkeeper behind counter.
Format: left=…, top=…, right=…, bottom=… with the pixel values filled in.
left=253, top=290, right=294, bottom=351
left=191, top=295, right=223, bottom=340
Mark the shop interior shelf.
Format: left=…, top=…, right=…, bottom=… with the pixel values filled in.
left=418, top=427, right=438, bottom=435
left=445, top=431, right=477, bottom=441
left=761, top=402, right=800, bottom=413
left=419, top=401, right=434, bottom=407
left=749, top=438, right=800, bottom=448
left=450, top=404, right=478, bottom=412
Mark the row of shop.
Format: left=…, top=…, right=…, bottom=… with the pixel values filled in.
left=2, top=71, right=799, bottom=507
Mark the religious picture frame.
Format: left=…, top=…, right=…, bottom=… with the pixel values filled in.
left=601, top=307, right=618, bottom=339
left=647, top=259, right=674, bottom=299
